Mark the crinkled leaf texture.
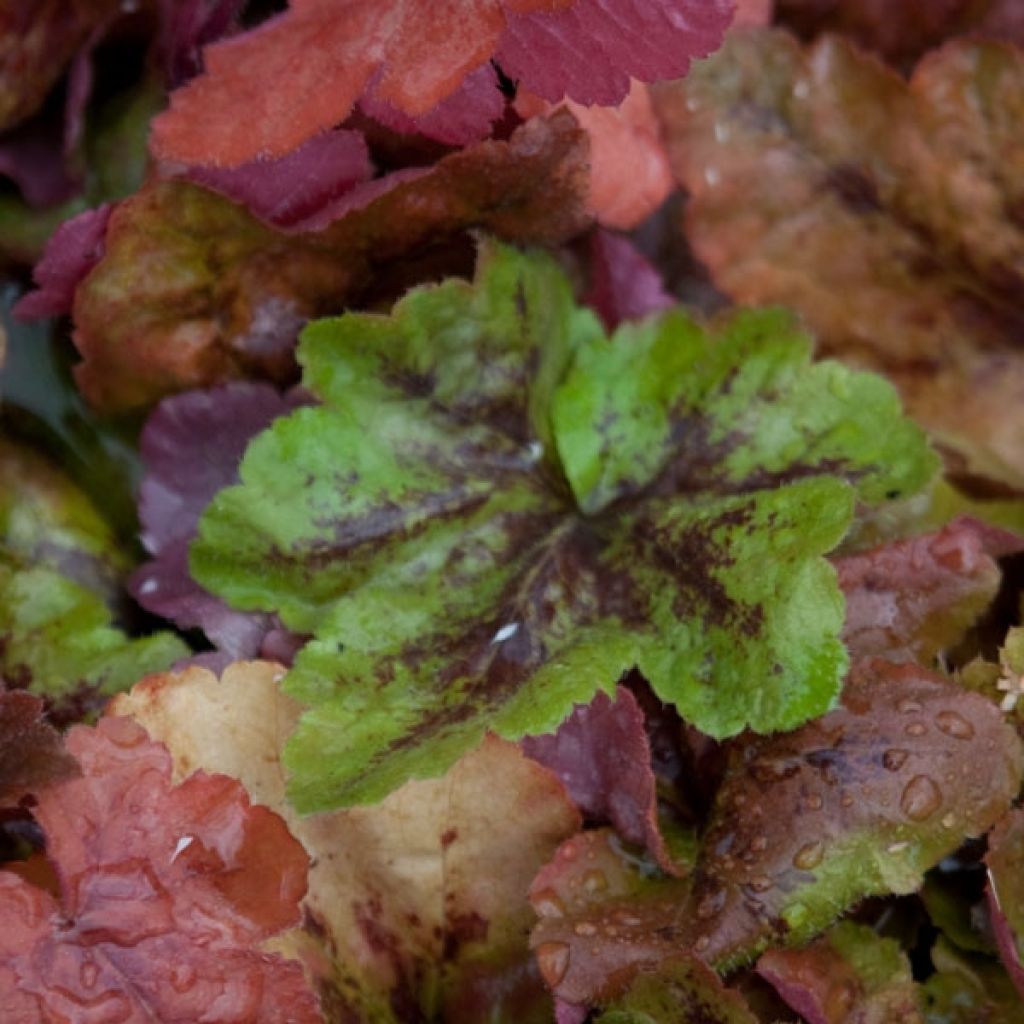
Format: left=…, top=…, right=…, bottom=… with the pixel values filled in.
left=655, top=30, right=1024, bottom=491
left=192, top=238, right=935, bottom=810
left=150, top=0, right=732, bottom=167
left=71, top=110, right=589, bottom=412
left=111, top=661, right=580, bottom=1023
left=0, top=716, right=319, bottom=1022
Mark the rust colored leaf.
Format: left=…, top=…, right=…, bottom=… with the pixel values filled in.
left=111, top=661, right=581, bottom=1022
left=837, top=517, right=1024, bottom=664
left=0, top=716, right=319, bottom=1021
left=655, top=30, right=1024, bottom=491
left=72, top=110, right=589, bottom=412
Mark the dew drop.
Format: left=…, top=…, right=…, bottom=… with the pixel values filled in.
left=574, top=921, right=597, bottom=937
left=905, top=722, right=927, bottom=737
left=749, top=835, right=768, bottom=853
left=825, top=981, right=856, bottom=1019
left=804, top=794, right=824, bottom=811
left=748, top=875, right=773, bottom=892
left=582, top=870, right=607, bottom=894
left=883, top=748, right=910, bottom=771
left=80, top=961, right=99, bottom=990
left=695, top=935, right=711, bottom=953
left=941, top=812, right=956, bottom=829
left=898, top=699, right=923, bottom=714
left=535, top=942, right=570, bottom=987
left=532, top=888, right=566, bottom=918
left=612, top=909, right=643, bottom=927
left=792, top=841, right=824, bottom=870
left=900, top=775, right=942, bottom=821
left=935, top=710, right=974, bottom=740
left=840, top=793, right=854, bottom=808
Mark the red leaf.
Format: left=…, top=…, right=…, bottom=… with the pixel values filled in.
left=150, top=0, right=731, bottom=168
left=0, top=717, right=319, bottom=1021
left=837, top=517, right=1024, bottom=664
left=584, top=228, right=674, bottom=330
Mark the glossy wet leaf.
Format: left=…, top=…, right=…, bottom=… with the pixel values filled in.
left=111, top=661, right=580, bottom=1023
left=0, top=716, right=319, bottom=1021
left=655, top=30, right=1024, bottom=491
left=836, top=517, right=1024, bottom=666
left=985, top=808, right=1024, bottom=999
left=529, top=828, right=693, bottom=1005
left=757, top=921, right=922, bottom=1024
left=685, top=659, right=1023, bottom=969
left=192, top=239, right=934, bottom=809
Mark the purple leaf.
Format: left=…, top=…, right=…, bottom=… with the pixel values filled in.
left=360, top=64, right=505, bottom=147
left=158, top=0, right=247, bottom=88
left=130, top=382, right=306, bottom=660
left=522, top=686, right=677, bottom=873
left=498, top=0, right=733, bottom=106
left=178, top=128, right=373, bottom=231
left=13, top=205, right=112, bottom=320
left=584, top=228, right=674, bottom=331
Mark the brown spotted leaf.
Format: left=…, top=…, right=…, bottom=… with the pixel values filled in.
left=655, top=29, right=1024, bottom=491
left=71, top=110, right=589, bottom=413
left=685, top=659, right=1023, bottom=970
left=111, top=661, right=581, bottom=1023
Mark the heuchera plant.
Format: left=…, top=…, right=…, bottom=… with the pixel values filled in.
left=3, top=1, right=1024, bottom=1021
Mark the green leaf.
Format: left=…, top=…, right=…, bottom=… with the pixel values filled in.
left=193, top=239, right=936, bottom=810
left=0, top=561, right=187, bottom=723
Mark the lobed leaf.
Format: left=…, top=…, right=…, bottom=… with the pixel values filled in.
left=0, top=716, right=319, bottom=1021
left=193, top=240, right=935, bottom=809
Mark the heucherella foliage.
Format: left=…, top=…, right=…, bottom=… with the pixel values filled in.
left=192, top=239, right=937, bottom=810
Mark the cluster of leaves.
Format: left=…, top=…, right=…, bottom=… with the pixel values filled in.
left=4, top=0, right=1024, bottom=1021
